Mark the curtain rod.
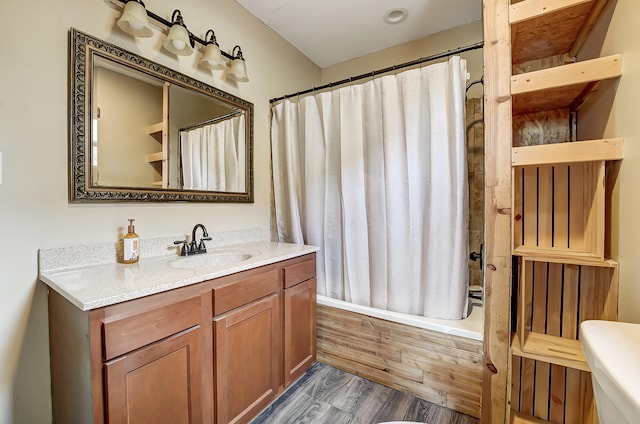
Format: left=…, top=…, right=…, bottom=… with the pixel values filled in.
left=269, top=41, right=484, bottom=103
left=179, top=111, right=242, bottom=132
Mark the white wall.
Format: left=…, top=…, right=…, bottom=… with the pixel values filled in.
left=577, top=0, right=640, bottom=324
left=321, top=20, right=484, bottom=99
left=0, top=0, right=320, bottom=422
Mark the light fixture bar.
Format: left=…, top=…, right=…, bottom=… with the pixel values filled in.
left=114, top=0, right=236, bottom=61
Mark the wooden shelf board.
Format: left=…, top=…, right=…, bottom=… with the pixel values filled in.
left=512, top=332, right=590, bottom=371
left=515, top=252, right=617, bottom=268
left=513, top=82, right=587, bottom=115
left=512, top=138, right=623, bottom=166
left=146, top=152, right=163, bottom=163
left=510, top=0, right=593, bottom=25
left=511, top=0, right=612, bottom=64
left=510, top=410, right=551, bottom=424
left=146, top=122, right=163, bottom=135
left=512, top=55, right=621, bottom=115
left=512, top=54, right=621, bottom=95
left=512, top=246, right=608, bottom=265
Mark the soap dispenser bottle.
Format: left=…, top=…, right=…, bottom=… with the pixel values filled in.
left=123, top=219, right=139, bottom=264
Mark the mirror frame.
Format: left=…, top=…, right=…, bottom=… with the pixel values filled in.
left=69, top=28, right=254, bottom=202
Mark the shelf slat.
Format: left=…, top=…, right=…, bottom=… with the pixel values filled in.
left=512, top=138, right=623, bottom=166
left=513, top=246, right=609, bottom=265
left=512, top=332, right=590, bottom=372
left=510, top=0, right=592, bottom=25
left=510, top=0, right=612, bottom=64
left=146, top=122, right=163, bottom=135
left=515, top=251, right=617, bottom=268
left=146, top=152, right=163, bottom=163
left=512, top=54, right=622, bottom=115
left=512, top=54, right=621, bottom=96
left=510, top=410, right=551, bottom=424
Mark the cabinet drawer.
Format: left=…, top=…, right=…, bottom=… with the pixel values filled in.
left=283, top=258, right=316, bottom=288
left=103, top=297, right=201, bottom=361
left=212, top=269, right=279, bottom=316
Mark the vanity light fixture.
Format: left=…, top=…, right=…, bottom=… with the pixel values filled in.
left=112, top=0, right=249, bottom=81
left=228, top=46, right=249, bottom=82
left=162, top=10, right=194, bottom=56
left=200, top=30, right=226, bottom=70
left=116, top=0, right=153, bottom=37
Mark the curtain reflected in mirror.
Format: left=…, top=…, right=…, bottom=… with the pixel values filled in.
left=92, top=56, right=245, bottom=192
left=180, top=113, right=246, bottom=192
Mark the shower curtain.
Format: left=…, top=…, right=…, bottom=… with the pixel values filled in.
left=180, top=114, right=246, bottom=191
left=271, top=57, right=469, bottom=319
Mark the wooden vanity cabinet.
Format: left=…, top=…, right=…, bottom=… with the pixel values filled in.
left=283, top=257, right=317, bottom=387
left=48, top=252, right=317, bottom=424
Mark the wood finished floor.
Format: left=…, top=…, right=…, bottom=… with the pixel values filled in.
left=251, top=363, right=480, bottom=424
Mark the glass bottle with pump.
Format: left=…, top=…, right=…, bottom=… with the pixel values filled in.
left=123, top=219, right=139, bottom=264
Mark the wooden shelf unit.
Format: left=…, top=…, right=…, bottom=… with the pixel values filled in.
left=145, top=82, right=169, bottom=188
left=506, top=1, right=620, bottom=422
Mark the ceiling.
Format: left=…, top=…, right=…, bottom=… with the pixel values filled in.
left=235, top=0, right=483, bottom=68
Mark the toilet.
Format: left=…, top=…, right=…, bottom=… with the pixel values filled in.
left=581, top=320, right=640, bottom=424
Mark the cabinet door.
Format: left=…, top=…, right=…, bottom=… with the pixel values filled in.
left=104, top=327, right=202, bottom=424
left=284, top=278, right=317, bottom=386
left=214, top=294, right=279, bottom=424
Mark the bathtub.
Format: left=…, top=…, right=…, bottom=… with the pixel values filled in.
left=317, top=295, right=483, bottom=341
left=315, top=295, right=484, bottom=418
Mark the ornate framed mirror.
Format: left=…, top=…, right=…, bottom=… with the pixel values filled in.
left=69, top=28, right=253, bottom=202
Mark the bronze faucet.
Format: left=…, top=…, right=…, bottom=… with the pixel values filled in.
left=174, top=224, right=212, bottom=256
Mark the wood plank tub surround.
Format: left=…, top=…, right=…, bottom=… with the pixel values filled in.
left=316, top=304, right=483, bottom=419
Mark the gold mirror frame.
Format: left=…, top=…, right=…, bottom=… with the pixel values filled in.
left=69, top=28, right=254, bottom=202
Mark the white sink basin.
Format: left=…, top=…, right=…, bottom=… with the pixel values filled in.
left=581, top=320, right=640, bottom=424
left=168, top=251, right=253, bottom=269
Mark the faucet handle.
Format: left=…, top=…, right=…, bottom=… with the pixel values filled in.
left=197, top=236, right=211, bottom=252
left=173, top=238, right=189, bottom=256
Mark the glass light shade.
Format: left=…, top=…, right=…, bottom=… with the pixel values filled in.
left=200, top=43, right=226, bottom=70
left=229, top=58, right=249, bottom=82
left=116, top=1, right=153, bottom=38
left=163, top=24, right=193, bottom=56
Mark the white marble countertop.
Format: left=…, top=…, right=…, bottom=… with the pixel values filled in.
left=40, top=240, right=318, bottom=311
